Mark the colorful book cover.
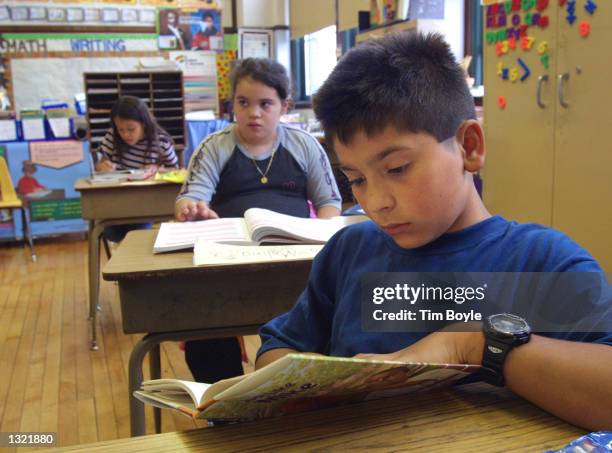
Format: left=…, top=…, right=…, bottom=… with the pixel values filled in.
left=135, top=353, right=479, bottom=423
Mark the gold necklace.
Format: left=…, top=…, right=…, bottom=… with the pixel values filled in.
left=251, top=149, right=276, bottom=184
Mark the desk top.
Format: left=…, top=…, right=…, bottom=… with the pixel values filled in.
left=47, top=383, right=584, bottom=452
left=75, top=178, right=182, bottom=221
left=74, top=177, right=180, bottom=192
left=103, top=229, right=313, bottom=280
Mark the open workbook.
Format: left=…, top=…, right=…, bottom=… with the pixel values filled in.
left=88, top=169, right=151, bottom=185
left=193, top=241, right=325, bottom=266
left=153, top=208, right=368, bottom=253
left=133, top=353, right=479, bottom=423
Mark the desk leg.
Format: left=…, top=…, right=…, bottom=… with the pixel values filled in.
left=88, top=221, right=104, bottom=351
left=129, top=334, right=163, bottom=437
left=149, top=344, right=162, bottom=434
left=128, top=328, right=253, bottom=437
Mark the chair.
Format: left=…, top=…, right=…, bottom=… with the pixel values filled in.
left=0, top=157, right=36, bottom=261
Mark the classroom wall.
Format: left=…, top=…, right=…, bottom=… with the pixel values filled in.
left=220, top=0, right=233, bottom=28
left=237, top=0, right=289, bottom=27
left=290, top=0, right=334, bottom=39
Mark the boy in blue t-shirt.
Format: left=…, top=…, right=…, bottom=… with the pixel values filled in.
left=255, top=33, right=611, bottom=430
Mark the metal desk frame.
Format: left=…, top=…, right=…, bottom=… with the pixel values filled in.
left=75, top=178, right=181, bottom=350
left=102, top=230, right=312, bottom=436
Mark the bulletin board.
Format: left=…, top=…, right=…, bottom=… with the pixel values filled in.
left=6, top=51, right=165, bottom=110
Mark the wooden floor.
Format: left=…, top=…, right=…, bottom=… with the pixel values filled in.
left=0, top=236, right=261, bottom=452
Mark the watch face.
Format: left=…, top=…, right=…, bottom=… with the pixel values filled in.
left=489, top=313, right=529, bottom=334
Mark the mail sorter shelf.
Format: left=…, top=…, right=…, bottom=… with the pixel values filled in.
left=84, top=71, right=186, bottom=166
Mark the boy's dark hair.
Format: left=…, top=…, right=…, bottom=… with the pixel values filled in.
left=313, top=32, right=476, bottom=145
left=230, top=58, right=291, bottom=103
left=110, top=96, right=172, bottom=164
left=203, top=12, right=214, bottom=20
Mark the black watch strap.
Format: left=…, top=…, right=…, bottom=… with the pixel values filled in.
left=481, top=338, right=513, bottom=387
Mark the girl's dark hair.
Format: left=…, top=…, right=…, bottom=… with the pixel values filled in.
left=230, top=58, right=291, bottom=103
left=110, top=96, right=172, bottom=164
left=313, top=32, right=476, bottom=146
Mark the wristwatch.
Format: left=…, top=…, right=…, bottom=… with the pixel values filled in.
left=481, top=313, right=531, bottom=386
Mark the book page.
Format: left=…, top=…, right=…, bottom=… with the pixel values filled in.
left=153, top=218, right=251, bottom=253
left=193, top=241, right=323, bottom=266
left=243, top=208, right=368, bottom=244
left=133, top=391, right=199, bottom=416
left=141, top=379, right=211, bottom=406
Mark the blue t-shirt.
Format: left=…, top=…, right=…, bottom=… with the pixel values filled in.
left=258, top=216, right=612, bottom=358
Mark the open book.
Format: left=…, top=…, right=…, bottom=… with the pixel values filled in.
left=153, top=208, right=368, bottom=253
left=133, top=353, right=479, bottom=423
left=88, top=169, right=150, bottom=185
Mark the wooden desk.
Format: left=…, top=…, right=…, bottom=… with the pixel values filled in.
left=75, top=178, right=182, bottom=351
left=47, top=383, right=585, bottom=452
left=102, top=229, right=312, bottom=437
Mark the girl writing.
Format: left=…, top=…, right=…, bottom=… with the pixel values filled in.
left=97, top=96, right=179, bottom=242
left=96, top=95, right=178, bottom=172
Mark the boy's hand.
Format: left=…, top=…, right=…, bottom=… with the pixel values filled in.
left=175, top=198, right=219, bottom=221
left=355, top=327, right=485, bottom=366
left=95, top=159, right=117, bottom=172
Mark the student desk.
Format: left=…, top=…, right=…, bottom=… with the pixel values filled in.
left=46, top=382, right=585, bottom=452
left=102, top=229, right=312, bottom=437
left=74, top=178, right=182, bottom=351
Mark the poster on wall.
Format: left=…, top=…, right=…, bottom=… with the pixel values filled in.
left=67, top=8, right=85, bottom=22
left=30, top=140, right=83, bottom=169
left=158, top=8, right=223, bottom=51
left=47, top=7, right=68, bottom=22
left=370, top=0, right=406, bottom=25
left=0, top=6, right=9, bottom=22
left=158, top=8, right=187, bottom=49
left=3, top=141, right=89, bottom=239
left=169, top=50, right=218, bottom=113
left=29, top=7, right=47, bottom=21
left=186, top=9, right=222, bottom=51
left=10, top=6, right=29, bottom=21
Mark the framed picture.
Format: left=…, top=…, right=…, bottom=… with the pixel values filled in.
left=67, top=8, right=85, bottom=23
left=0, top=6, right=11, bottom=21
left=47, top=7, right=67, bottom=22
left=184, top=9, right=223, bottom=51
left=101, top=8, right=120, bottom=22
left=239, top=29, right=272, bottom=59
left=84, top=8, right=101, bottom=23
left=28, top=7, right=47, bottom=21
left=10, top=6, right=29, bottom=21
left=121, top=8, right=139, bottom=22
left=139, top=9, right=156, bottom=23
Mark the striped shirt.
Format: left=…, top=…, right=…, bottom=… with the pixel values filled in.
left=100, top=129, right=178, bottom=169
